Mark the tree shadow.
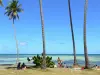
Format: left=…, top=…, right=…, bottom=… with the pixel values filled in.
left=5, top=66, right=40, bottom=70
left=5, top=66, right=53, bottom=72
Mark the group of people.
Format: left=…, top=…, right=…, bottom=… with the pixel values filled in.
left=17, top=62, right=26, bottom=70
left=57, top=57, right=100, bottom=70
left=17, top=57, right=33, bottom=70
left=93, top=65, right=100, bottom=69
left=57, top=57, right=68, bottom=68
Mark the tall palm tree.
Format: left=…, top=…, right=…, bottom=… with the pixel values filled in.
left=39, top=0, right=46, bottom=69
left=83, top=0, right=89, bottom=69
left=0, top=0, right=3, bottom=6
left=5, top=0, right=23, bottom=64
left=68, top=0, right=77, bottom=65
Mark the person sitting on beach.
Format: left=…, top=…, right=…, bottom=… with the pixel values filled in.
left=95, top=65, right=100, bottom=69
left=21, top=63, right=26, bottom=70
left=90, top=64, right=98, bottom=69
left=95, top=65, right=99, bottom=68
left=92, top=65, right=100, bottom=70
left=17, top=62, right=21, bottom=70
left=63, top=63, right=68, bottom=68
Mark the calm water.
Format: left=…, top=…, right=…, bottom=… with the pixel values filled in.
left=0, top=54, right=100, bottom=66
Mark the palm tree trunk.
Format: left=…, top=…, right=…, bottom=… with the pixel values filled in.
left=68, top=0, right=77, bottom=65
left=12, top=19, right=19, bottom=64
left=39, top=0, right=46, bottom=69
left=83, top=0, right=89, bottom=69
left=0, top=0, right=3, bottom=7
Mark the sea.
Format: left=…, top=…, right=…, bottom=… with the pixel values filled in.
left=0, top=54, right=100, bottom=66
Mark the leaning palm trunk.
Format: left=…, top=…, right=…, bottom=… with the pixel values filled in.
left=68, top=0, right=77, bottom=65
left=83, top=0, right=89, bottom=69
left=39, top=0, right=46, bottom=69
left=12, top=19, right=19, bottom=64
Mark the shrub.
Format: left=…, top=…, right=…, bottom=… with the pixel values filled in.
left=32, top=54, right=55, bottom=68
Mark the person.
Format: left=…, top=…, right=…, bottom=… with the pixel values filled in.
left=95, top=65, right=98, bottom=68
left=95, top=65, right=100, bottom=69
left=21, top=63, right=26, bottom=70
left=64, top=63, right=68, bottom=68
left=60, top=60, right=63, bottom=67
left=57, top=57, right=61, bottom=67
left=63, top=63, right=66, bottom=68
left=17, top=62, right=21, bottom=70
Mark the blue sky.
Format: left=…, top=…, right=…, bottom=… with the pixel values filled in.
left=0, top=0, right=100, bottom=54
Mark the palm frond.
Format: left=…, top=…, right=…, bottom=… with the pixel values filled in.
left=9, top=12, right=13, bottom=19
left=4, top=11, right=12, bottom=16
left=18, top=4, right=21, bottom=8
left=5, top=0, right=23, bottom=21
left=17, top=14, right=19, bottom=19
left=0, top=0, right=3, bottom=7
left=17, top=8, right=23, bottom=12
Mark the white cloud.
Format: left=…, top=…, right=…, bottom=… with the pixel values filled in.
left=20, top=42, right=27, bottom=46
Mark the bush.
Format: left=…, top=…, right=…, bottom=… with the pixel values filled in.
left=32, top=54, right=55, bottom=68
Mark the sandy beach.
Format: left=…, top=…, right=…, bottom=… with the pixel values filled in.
left=0, top=65, right=100, bottom=75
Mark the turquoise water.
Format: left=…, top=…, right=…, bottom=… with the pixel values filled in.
left=0, top=54, right=100, bottom=66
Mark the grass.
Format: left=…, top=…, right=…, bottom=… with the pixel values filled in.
left=0, top=68, right=100, bottom=75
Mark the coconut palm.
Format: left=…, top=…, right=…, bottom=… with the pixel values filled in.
left=4, top=0, right=23, bottom=64
left=83, top=0, right=89, bottom=69
left=68, top=0, right=77, bottom=65
left=0, top=0, right=3, bottom=6
left=39, top=0, right=46, bottom=69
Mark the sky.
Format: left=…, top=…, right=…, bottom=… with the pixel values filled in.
left=0, top=0, right=100, bottom=54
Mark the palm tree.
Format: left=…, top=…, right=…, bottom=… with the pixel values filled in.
left=68, top=0, right=77, bottom=65
left=5, top=0, right=23, bottom=64
left=0, top=0, right=3, bottom=6
left=83, top=0, right=89, bottom=69
left=39, top=0, right=46, bottom=69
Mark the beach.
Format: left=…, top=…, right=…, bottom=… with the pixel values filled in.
left=0, top=54, right=100, bottom=75
left=0, top=0, right=99, bottom=74
left=0, top=54, right=99, bottom=75
left=0, top=68, right=100, bottom=75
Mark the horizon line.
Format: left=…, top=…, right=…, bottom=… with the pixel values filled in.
left=0, top=53, right=99, bottom=55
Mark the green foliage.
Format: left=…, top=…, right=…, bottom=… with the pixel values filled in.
left=32, top=54, right=42, bottom=67
left=5, top=0, right=23, bottom=21
left=32, top=54, right=55, bottom=68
